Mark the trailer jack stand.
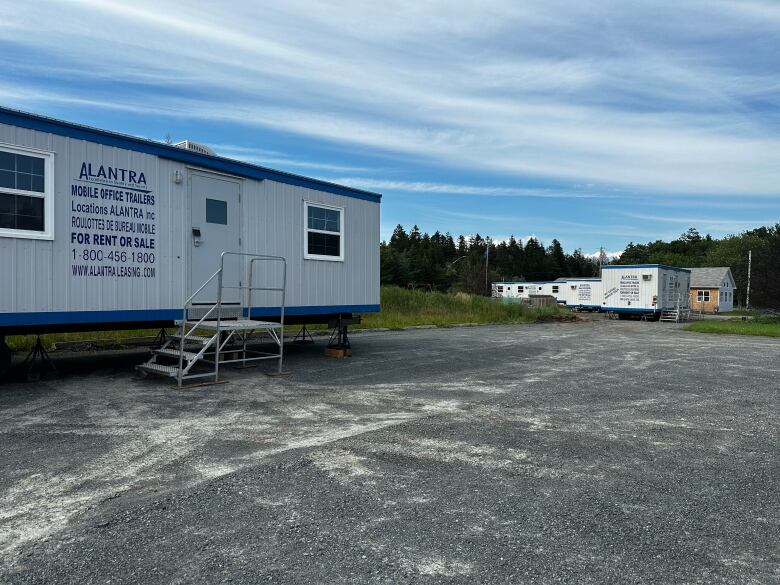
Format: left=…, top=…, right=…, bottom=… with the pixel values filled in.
left=325, top=316, right=359, bottom=358
left=152, top=327, right=168, bottom=348
left=22, top=336, right=58, bottom=381
left=293, top=325, right=315, bottom=344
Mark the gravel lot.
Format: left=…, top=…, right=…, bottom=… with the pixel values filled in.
left=1, top=320, right=778, bottom=584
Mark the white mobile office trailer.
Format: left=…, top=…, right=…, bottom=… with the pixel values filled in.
left=0, top=108, right=381, bottom=368
left=561, top=278, right=603, bottom=311
left=600, top=265, right=690, bottom=318
left=492, top=281, right=552, bottom=301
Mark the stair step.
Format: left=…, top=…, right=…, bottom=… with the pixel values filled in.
left=170, top=333, right=214, bottom=345
left=136, top=362, right=179, bottom=377
left=153, top=348, right=201, bottom=361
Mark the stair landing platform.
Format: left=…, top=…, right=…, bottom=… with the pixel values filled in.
left=175, top=319, right=283, bottom=330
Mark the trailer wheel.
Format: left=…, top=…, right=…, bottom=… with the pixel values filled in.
left=0, top=338, right=11, bottom=379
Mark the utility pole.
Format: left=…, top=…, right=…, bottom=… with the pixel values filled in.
left=598, top=246, right=609, bottom=274
left=746, top=249, right=752, bottom=310
left=485, top=237, right=490, bottom=295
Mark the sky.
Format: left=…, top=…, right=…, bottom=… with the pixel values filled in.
left=1, top=0, right=779, bottom=257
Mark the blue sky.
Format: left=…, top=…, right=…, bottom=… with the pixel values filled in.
left=1, top=0, right=779, bottom=257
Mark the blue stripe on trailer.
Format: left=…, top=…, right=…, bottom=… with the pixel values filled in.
left=600, top=307, right=661, bottom=314
left=0, top=305, right=381, bottom=327
left=250, top=304, right=380, bottom=318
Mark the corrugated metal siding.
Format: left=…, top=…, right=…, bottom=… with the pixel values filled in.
left=240, top=177, right=380, bottom=309
left=565, top=279, right=603, bottom=307
left=0, top=123, right=187, bottom=315
left=0, top=122, right=379, bottom=323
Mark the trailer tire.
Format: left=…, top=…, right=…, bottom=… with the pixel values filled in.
left=0, top=338, right=11, bottom=379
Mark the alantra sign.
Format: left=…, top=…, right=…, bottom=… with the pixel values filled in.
left=79, top=162, right=147, bottom=187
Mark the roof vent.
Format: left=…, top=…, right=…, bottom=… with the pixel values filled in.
left=173, top=140, right=216, bottom=156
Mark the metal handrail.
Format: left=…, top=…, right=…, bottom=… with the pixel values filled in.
left=248, top=255, right=287, bottom=376
left=178, top=267, right=223, bottom=386
left=183, top=267, right=222, bottom=307
left=229, top=252, right=287, bottom=376
left=176, top=252, right=287, bottom=385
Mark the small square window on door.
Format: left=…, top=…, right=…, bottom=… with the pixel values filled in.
left=206, top=198, right=228, bottom=224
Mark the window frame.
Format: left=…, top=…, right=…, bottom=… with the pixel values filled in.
left=303, top=200, right=344, bottom=262
left=0, top=143, right=55, bottom=241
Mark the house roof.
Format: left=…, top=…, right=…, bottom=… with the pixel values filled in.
left=685, top=267, right=734, bottom=289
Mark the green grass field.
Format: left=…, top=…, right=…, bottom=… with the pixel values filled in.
left=360, top=286, right=569, bottom=330
left=5, top=286, right=570, bottom=351
left=686, top=316, right=780, bottom=338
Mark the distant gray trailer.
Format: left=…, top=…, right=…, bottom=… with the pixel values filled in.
left=0, top=107, right=381, bottom=374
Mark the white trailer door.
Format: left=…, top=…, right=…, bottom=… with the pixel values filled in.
left=189, top=173, right=241, bottom=304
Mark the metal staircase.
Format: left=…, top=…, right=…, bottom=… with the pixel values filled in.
left=137, top=252, right=287, bottom=387
left=660, top=293, right=690, bottom=323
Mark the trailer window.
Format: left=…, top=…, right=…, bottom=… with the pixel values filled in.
left=205, top=198, right=228, bottom=225
left=552, top=285, right=559, bottom=294
left=304, top=202, right=343, bottom=261
left=0, top=145, right=53, bottom=240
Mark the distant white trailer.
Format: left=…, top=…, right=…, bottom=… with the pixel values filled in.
left=492, top=281, right=556, bottom=301
left=561, top=278, right=603, bottom=311
left=492, top=282, right=521, bottom=299
left=537, top=282, right=566, bottom=303
left=600, top=265, right=690, bottom=318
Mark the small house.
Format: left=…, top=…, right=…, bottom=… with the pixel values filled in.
left=686, top=267, right=737, bottom=313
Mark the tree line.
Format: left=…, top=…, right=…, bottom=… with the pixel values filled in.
left=380, top=225, right=600, bottom=294
left=381, top=223, right=780, bottom=308
left=616, top=225, right=780, bottom=309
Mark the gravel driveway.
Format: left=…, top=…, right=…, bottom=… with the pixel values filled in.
left=1, top=321, right=777, bottom=584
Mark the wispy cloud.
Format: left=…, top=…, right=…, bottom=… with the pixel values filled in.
left=332, top=178, right=617, bottom=199
left=2, top=0, right=779, bottom=256
left=210, top=144, right=371, bottom=174
left=0, top=0, right=778, bottom=198
left=624, top=212, right=771, bottom=230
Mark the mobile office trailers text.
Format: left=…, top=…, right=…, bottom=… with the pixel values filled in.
left=0, top=108, right=381, bottom=372
left=600, top=265, right=690, bottom=319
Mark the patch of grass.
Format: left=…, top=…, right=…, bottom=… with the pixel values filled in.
left=6, top=329, right=171, bottom=352
left=358, top=286, right=570, bottom=330
left=686, top=316, right=780, bottom=338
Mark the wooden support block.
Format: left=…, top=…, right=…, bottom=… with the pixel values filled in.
left=324, top=347, right=353, bottom=358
